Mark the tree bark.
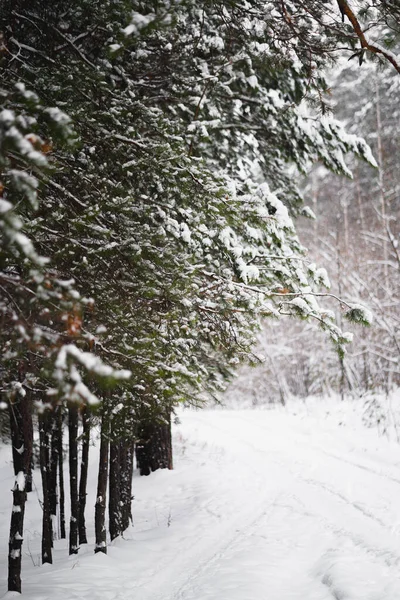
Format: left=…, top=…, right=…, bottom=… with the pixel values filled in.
left=135, top=424, right=152, bottom=476
left=375, top=81, right=389, bottom=290
left=49, top=408, right=60, bottom=542
left=109, top=435, right=135, bottom=538
left=78, top=405, right=90, bottom=545
left=7, top=392, right=32, bottom=593
left=336, top=221, right=346, bottom=401
left=38, top=411, right=52, bottom=564
left=120, top=440, right=134, bottom=531
left=109, top=439, right=121, bottom=541
left=95, top=410, right=109, bottom=554
left=68, top=403, right=79, bottom=554
left=136, top=414, right=172, bottom=476
left=57, top=408, right=66, bottom=539
left=23, top=396, right=34, bottom=494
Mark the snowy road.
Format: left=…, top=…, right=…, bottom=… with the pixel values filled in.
left=2, top=400, right=400, bottom=599
left=154, top=409, right=400, bottom=600
left=167, top=410, right=400, bottom=600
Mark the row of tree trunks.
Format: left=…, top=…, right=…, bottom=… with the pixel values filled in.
left=136, top=414, right=173, bottom=476
left=37, top=403, right=83, bottom=563
left=95, top=409, right=137, bottom=552
left=8, top=398, right=166, bottom=590
left=39, top=404, right=90, bottom=559
left=40, top=407, right=67, bottom=546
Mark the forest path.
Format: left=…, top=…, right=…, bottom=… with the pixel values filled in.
left=2, top=401, right=400, bottom=599
left=161, top=409, right=400, bottom=600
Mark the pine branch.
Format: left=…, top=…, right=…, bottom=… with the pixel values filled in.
left=337, top=0, right=400, bottom=73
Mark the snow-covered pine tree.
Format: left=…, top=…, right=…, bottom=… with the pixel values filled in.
left=3, top=0, right=379, bottom=390
left=0, top=81, right=130, bottom=590
left=0, top=83, right=82, bottom=591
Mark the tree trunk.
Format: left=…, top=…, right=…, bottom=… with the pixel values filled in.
left=336, top=221, right=346, bottom=401
left=7, top=392, right=32, bottom=593
left=68, top=403, right=79, bottom=554
left=135, top=423, right=152, bottom=476
left=78, top=405, right=90, bottom=545
left=49, top=408, right=60, bottom=542
left=95, top=410, right=109, bottom=554
left=38, top=411, right=52, bottom=564
left=120, top=440, right=134, bottom=531
left=23, top=397, right=34, bottom=494
left=150, top=417, right=172, bottom=472
left=109, top=439, right=121, bottom=541
left=109, top=435, right=134, bottom=539
left=165, top=414, right=173, bottom=470
left=376, top=80, right=389, bottom=289
left=136, top=414, right=172, bottom=476
left=57, top=409, right=66, bottom=539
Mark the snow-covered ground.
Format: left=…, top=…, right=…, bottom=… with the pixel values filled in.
left=2, top=396, right=400, bottom=599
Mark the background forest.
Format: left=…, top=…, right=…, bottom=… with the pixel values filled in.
left=230, top=56, right=400, bottom=405
left=0, top=0, right=399, bottom=595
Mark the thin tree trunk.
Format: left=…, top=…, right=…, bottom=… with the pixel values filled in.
left=312, top=171, right=318, bottom=236
left=49, top=409, right=60, bottom=542
left=336, top=221, right=346, bottom=401
left=136, top=423, right=151, bottom=476
left=57, top=409, right=66, bottom=539
left=355, top=166, right=365, bottom=233
left=95, top=410, right=109, bottom=554
left=150, top=415, right=172, bottom=472
left=7, top=392, right=32, bottom=593
left=376, top=80, right=389, bottom=289
left=343, top=200, right=349, bottom=255
left=78, top=405, right=90, bottom=545
left=25, top=455, right=33, bottom=494
left=166, top=413, right=173, bottom=470
left=68, top=403, right=79, bottom=554
left=23, top=396, right=34, bottom=494
left=38, top=411, right=52, bottom=564
left=109, top=438, right=121, bottom=541
left=120, top=440, right=134, bottom=531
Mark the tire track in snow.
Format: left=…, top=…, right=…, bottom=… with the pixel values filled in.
left=315, top=447, right=400, bottom=486
left=187, top=413, right=400, bottom=570
left=123, top=494, right=282, bottom=600
left=113, top=436, right=290, bottom=600
left=299, top=477, right=388, bottom=528
left=224, top=411, right=400, bottom=486
left=270, top=459, right=400, bottom=570
left=170, top=499, right=281, bottom=600
left=117, top=411, right=400, bottom=600
left=283, top=485, right=400, bottom=569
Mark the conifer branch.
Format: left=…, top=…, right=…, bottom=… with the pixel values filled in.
left=337, top=0, right=400, bottom=73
